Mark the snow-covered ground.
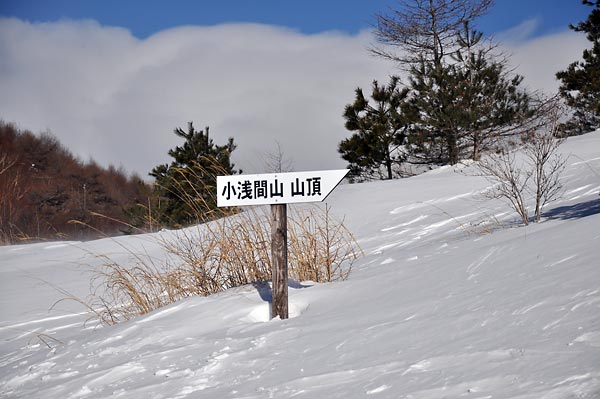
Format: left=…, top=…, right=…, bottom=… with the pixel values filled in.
left=1, top=132, right=599, bottom=398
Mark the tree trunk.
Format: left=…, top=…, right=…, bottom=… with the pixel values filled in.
left=271, top=204, right=288, bottom=319
left=446, top=132, right=459, bottom=165
left=473, top=132, right=480, bottom=161
left=386, top=158, right=393, bottom=180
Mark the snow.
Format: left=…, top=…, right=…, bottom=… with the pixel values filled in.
left=1, top=132, right=600, bottom=398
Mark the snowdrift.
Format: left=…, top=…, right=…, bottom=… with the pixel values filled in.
left=1, top=132, right=599, bottom=398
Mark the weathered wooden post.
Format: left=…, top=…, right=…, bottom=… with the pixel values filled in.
left=271, top=203, right=288, bottom=319
left=217, top=169, right=348, bottom=320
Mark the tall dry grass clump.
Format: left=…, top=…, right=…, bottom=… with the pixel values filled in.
left=85, top=205, right=361, bottom=325
left=70, top=154, right=361, bottom=325
left=160, top=209, right=273, bottom=296
left=288, top=205, right=356, bottom=282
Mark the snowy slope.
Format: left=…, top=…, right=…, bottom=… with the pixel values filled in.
left=1, top=132, right=599, bottom=398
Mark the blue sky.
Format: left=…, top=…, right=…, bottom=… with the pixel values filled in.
left=0, top=1, right=592, bottom=175
left=0, top=0, right=590, bottom=39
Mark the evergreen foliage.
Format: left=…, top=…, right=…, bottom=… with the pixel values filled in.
left=341, top=0, right=536, bottom=173
left=409, top=23, right=532, bottom=164
left=150, top=122, right=237, bottom=227
left=340, top=77, right=415, bottom=180
left=556, top=0, right=600, bottom=135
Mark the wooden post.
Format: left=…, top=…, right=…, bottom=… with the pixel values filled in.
left=271, top=203, right=288, bottom=319
left=217, top=169, right=349, bottom=320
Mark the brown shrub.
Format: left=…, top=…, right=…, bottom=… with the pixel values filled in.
left=83, top=205, right=362, bottom=325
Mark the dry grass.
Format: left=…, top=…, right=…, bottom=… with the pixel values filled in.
left=421, top=202, right=505, bottom=236
left=82, top=204, right=361, bottom=325
left=151, top=158, right=237, bottom=227
left=63, top=155, right=360, bottom=325
left=288, top=205, right=358, bottom=282
left=2, top=326, right=64, bottom=350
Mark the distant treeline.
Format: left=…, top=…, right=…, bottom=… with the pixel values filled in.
left=0, top=121, right=153, bottom=244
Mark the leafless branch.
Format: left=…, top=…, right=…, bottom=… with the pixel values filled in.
left=263, top=140, right=294, bottom=173
left=372, top=0, right=494, bottom=69
left=523, top=102, right=568, bottom=221
left=478, top=149, right=531, bottom=225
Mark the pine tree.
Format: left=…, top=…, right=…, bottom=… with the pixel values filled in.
left=372, top=0, right=493, bottom=70
left=556, top=0, right=600, bottom=135
left=150, top=122, right=237, bottom=227
left=371, top=1, right=534, bottom=166
left=408, top=23, right=532, bottom=165
left=340, top=77, right=415, bottom=180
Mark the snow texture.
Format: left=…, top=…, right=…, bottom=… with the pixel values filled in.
left=1, top=132, right=599, bottom=398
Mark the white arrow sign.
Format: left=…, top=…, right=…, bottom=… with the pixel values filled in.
left=217, top=169, right=349, bottom=207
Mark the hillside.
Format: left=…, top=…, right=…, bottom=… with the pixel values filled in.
left=0, top=122, right=152, bottom=243
left=1, top=132, right=599, bottom=398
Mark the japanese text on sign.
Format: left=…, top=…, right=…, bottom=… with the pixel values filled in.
left=216, top=169, right=348, bottom=207
left=221, top=177, right=322, bottom=201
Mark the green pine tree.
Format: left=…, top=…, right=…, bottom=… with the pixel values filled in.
left=150, top=122, right=237, bottom=227
left=408, top=23, right=532, bottom=165
left=340, top=77, right=415, bottom=180
left=556, top=0, right=600, bottom=135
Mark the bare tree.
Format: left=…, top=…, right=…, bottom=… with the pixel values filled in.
left=0, top=152, right=29, bottom=243
left=478, top=149, right=531, bottom=225
left=477, top=101, right=567, bottom=225
left=0, top=153, right=16, bottom=176
left=524, top=105, right=567, bottom=222
left=263, top=140, right=294, bottom=173
left=372, top=0, right=493, bottom=69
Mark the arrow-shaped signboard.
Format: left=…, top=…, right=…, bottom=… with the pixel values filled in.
left=217, top=169, right=349, bottom=320
left=217, top=169, right=349, bottom=207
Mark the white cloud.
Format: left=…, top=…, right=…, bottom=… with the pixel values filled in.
left=494, top=17, right=541, bottom=43
left=500, top=29, right=587, bottom=95
left=0, top=18, right=395, bottom=176
left=0, top=17, right=590, bottom=177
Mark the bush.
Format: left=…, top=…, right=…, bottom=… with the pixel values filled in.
left=476, top=104, right=567, bottom=225
left=83, top=205, right=361, bottom=325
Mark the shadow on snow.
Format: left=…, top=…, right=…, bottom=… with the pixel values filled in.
left=252, top=280, right=312, bottom=303
left=543, top=197, right=600, bottom=221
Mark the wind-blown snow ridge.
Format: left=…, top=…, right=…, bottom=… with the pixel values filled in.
left=1, top=132, right=599, bottom=398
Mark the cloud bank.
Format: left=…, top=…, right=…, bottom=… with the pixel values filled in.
left=0, top=17, right=588, bottom=177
